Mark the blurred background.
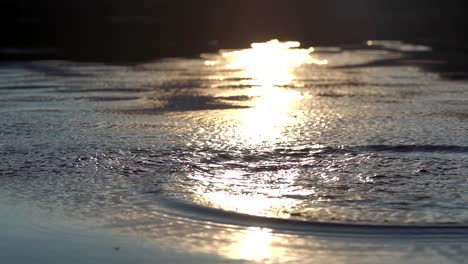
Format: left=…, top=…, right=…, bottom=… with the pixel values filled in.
left=1, top=0, right=467, bottom=61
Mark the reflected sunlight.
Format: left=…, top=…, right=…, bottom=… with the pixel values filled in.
left=235, top=87, right=303, bottom=145
left=209, top=39, right=328, bottom=146
left=220, top=39, right=327, bottom=86
left=190, top=40, right=330, bottom=219
left=201, top=191, right=296, bottom=218
left=223, top=227, right=280, bottom=262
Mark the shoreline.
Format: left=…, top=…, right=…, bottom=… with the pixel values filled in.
left=0, top=195, right=238, bottom=264
left=1, top=192, right=468, bottom=264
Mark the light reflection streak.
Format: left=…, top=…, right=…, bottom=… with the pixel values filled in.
left=222, top=227, right=280, bottom=262
left=234, top=87, right=303, bottom=145
left=220, top=39, right=327, bottom=86
left=189, top=169, right=312, bottom=218
left=185, top=40, right=330, bottom=261
left=112, top=213, right=421, bottom=264
left=210, top=39, right=327, bottom=146
left=201, top=191, right=295, bottom=218
left=190, top=40, right=330, bottom=224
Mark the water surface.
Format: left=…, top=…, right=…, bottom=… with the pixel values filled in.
left=1, top=40, right=468, bottom=263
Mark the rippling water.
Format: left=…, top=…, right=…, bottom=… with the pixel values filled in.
left=1, top=40, right=468, bottom=262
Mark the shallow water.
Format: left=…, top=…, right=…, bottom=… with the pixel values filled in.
left=1, top=40, right=468, bottom=262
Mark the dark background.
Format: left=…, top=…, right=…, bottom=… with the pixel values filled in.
left=1, top=0, right=468, bottom=61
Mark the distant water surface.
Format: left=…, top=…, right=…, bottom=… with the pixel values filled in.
left=1, top=40, right=468, bottom=263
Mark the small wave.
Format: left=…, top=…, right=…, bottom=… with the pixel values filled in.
left=156, top=196, right=468, bottom=238
left=0, top=85, right=57, bottom=91
left=356, top=145, right=468, bottom=154
left=53, top=87, right=150, bottom=93
left=273, top=145, right=468, bottom=156
left=79, top=96, right=141, bottom=102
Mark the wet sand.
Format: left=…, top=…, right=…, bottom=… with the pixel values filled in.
left=0, top=194, right=238, bottom=264
left=1, top=194, right=467, bottom=264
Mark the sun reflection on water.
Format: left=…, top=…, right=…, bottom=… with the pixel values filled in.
left=219, top=39, right=327, bottom=86
left=209, top=39, right=327, bottom=146
left=223, top=227, right=280, bottom=262
left=200, top=191, right=296, bottom=218
left=234, top=87, right=303, bottom=145
left=193, top=40, right=329, bottom=220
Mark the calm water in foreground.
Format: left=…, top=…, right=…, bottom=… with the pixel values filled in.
left=1, top=40, right=468, bottom=263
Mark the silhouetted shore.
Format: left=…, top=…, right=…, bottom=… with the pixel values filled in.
left=1, top=0, right=468, bottom=62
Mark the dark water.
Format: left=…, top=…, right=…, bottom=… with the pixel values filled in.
left=1, top=40, right=468, bottom=262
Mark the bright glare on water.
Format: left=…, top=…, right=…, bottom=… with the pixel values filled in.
left=1, top=40, right=468, bottom=262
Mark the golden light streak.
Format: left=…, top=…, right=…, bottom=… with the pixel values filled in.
left=208, top=39, right=328, bottom=146
left=192, top=40, right=329, bottom=218
left=220, top=39, right=327, bottom=86
left=224, top=227, right=276, bottom=261
left=235, top=87, right=302, bottom=145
